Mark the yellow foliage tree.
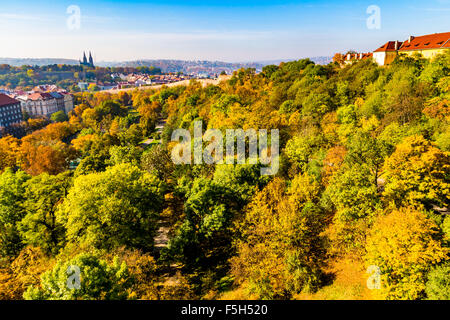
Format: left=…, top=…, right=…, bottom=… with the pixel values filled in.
left=231, top=175, right=326, bottom=299
left=0, top=136, right=20, bottom=172
left=382, top=135, right=450, bottom=208
left=365, top=207, right=449, bottom=300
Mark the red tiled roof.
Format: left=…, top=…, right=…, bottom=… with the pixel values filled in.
left=0, top=93, right=19, bottom=107
left=374, top=41, right=403, bottom=52
left=27, top=92, right=54, bottom=101
left=345, top=52, right=373, bottom=60
left=399, top=32, right=450, bottom=51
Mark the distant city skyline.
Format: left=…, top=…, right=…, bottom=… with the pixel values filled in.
left=0, top=0, right=449, bottom=62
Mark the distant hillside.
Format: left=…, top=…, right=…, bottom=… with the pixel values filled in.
left=0, top=58, right=79, bottom=67
left=0, top=56, right=333, bottom=72
left=96, top=57, right=333, bottom=73
left=96, top=59, right=265, bottom=74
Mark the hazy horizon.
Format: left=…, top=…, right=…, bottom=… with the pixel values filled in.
left=0, top=56, right=331, bottom=64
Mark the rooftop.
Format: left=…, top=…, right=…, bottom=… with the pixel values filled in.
left=374, top=32, right=450, bottom=52
left=0, top=93, right=19, bottom=107
left=399, top=32, right=450, bottom=51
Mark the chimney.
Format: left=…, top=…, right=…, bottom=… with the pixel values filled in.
left=409, top=36, right=415, bottom=43
left=394, top=41, right=399, bottom=51
left=347, top=53, right=351, bottom=60
left=359, top=53, right=363, bottom=59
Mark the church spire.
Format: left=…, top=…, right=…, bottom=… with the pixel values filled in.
left=83, top=51, right=87, bottom=64
left=89, top=51, right=94, bottom=66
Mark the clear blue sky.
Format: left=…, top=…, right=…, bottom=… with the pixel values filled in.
left=0, top=0, right=449, bottom=62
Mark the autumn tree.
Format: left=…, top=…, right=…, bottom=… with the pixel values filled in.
left=0, top=247, right=54, bottom=300
left=18, top=139, right=77, bottom=176
left=0, top=136, right=20, bottom=172
left=382, top=135, right=450, bottom=208
left=365, top=207, right=448, bottom=300
left=232, top=175, right=327, bottom=299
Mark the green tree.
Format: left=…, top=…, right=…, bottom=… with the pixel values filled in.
left=61, top=164, right=165, bottom=251
left=50, top=111, right=69, bottom=123
left=0, top=169, right=30, bottom=258
left=19, top=172, right=71, bottom=254
left=425, top=262, right=450, bottom=300
left=24, top=253, right=130, bottom=300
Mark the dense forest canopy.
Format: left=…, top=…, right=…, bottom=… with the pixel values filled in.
left=0, top=52, right=449, bottom=300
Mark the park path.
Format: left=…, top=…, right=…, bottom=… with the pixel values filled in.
left=144, top=118, right=172, bottom=256
left=140, top=118, right=166, bottom=147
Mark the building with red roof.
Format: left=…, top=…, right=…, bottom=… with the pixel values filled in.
left=373, top=32, right=450, bottom=66
left=16, top=92, right=59, bottom=117
left=343, top=52, right=374, bottom=65
left=0, top=94, right=22, bottom=137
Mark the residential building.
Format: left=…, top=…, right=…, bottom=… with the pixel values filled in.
left=61, top=92, right=74, bottom=114
left=343, top=52, right=374, bottom=65
left=17, top=90, right=74, bottom=118
left=0, top=94, right=23, bottom=137
left=373, top=40, right=404, bottom=66
left=373, top=32, right=450, bottom=66
left=17, top=92, right=59, bottom=117
left=49, top=92, right=65, bottom=112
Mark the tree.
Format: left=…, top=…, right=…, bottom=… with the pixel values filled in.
left=0, top=136, right=20, bottom=172
left=0, top=169, right=30, bottom=258
left=345, top=131, right=385, bottom=188
left=26, top=69, right=34, bottom=78
left=141, top=145, right=175, bottom=181
left=0, top=247, right=54, bottom=300
left=232, top=175, right=327, bottom=299
left=425, top=262, right=450, bottom=300
left=168, top=177, right=241, bottom=275
left=88, top=84, right=100, bottom=92
left=383, top=135, right=450, bottom=208
left=60, top=164, right=165, bottom=252
left=96, top=100, right=126, bottom=119
left=332, top=53, right=345, bottom=65
left=24, top=253, right=130, bottom=300
left=108, top=145, right=142, bottom=167
left=365, top=207, right=448, bottom=300
left=18, top=139, right=77, bottom=176
left=19, top=172, right=71, bottom=254
left=50, top=111, right=69, bottom=123
left=324, top=163, right=381, bottom=254
left=321, top=145, right=346, bottom=185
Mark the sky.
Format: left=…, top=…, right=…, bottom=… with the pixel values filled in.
left=0, top=0, right=449, bottom=62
